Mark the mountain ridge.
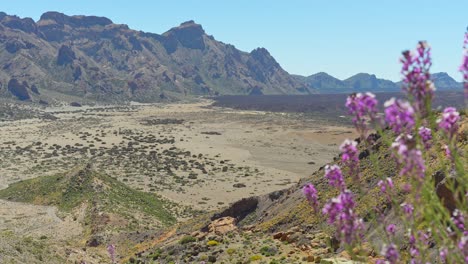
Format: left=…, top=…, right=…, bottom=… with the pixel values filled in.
left=0, top=11, right=309, bottom=103
left=0, top=11, right=463, bottom=104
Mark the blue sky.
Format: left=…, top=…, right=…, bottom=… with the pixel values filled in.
left=2, top=0, right=467, bottom=81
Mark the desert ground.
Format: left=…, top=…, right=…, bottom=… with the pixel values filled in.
left=0, top=99, right=356, bottom=260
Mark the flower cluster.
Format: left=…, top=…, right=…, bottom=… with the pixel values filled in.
left=302, top=183, right=318, bottom=211
left=322, top=190, right=364, bottom=244
left=400, top=41, right=435, bottom=115
left=418, top=126, right=432, bottom=150
left=379, top=243, right=399, bottom=264
left=303, top=36, right=466, bottom=263
left=324, top=164, right=345, bottom=190
left=452, top=209, right=467, bottom=235
left=345, top=92, right=378, bottom=137
left=384, top=98, right=415, bottom=134
left=107, top=244, right=116, bottom=264
left=461, top=29, right=468, bottom=98
left=339, top=139, right=359, bottom=179
left=391, top=136, right=425, bottom=180
left=437, top=107, right=460, bottom=140
left=378, top=177, right=394, bottom=196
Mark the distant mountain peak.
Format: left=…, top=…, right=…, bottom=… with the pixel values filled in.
left=39, top=11, right=113, bottom=27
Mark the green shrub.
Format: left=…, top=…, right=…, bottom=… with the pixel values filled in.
left=207, top=240, right=219, bottom=246
left=179, top=235, right=196, bottom=244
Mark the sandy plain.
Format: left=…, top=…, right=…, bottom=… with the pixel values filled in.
left=0, top=100, right=356, bottom=241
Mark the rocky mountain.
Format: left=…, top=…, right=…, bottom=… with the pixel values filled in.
left=0, top=12, right=308, bottom=103
left=296, top=72, right=462, bottom=93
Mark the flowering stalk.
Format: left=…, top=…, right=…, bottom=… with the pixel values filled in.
left=400, top=41, right=435, bottom=117
left=384, top=98, right=415, bottom=135
left=324, top=164, right=345, bottom=190
left=107, top=244, right=116, bottom=264
left=461, top=29, right=468, bottom=99
left=322, top=190, right=364, bottom=245
left=345, top=92, right=378, bottom=140
left=340, top=139, right=360, bottom=181
left=303, top=183, right=319, bottom=212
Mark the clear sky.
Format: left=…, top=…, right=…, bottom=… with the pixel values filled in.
left=2, top=0, right=467, bottom=81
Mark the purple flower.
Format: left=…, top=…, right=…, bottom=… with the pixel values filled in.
left=400, top=41, right=434, bottom=115
left=346, top=92, right=378, bottom=137
left=303, top=183, right=319, bottom=211
left=418, top=126, right=432, bottom=150
left=437, top=107, right=460, bottom=139
left=439, top=248, right=448, bottom=263
left=324, top=165, right=345, bottom=190
left=443, top=144, right=452, bottom=159
left=340, top=139, right=359, bottom=164
left=459, top=235, right=468, bottom=263
left=107, top=244, right=116, bottom=264
left=452, top=209, right=466, bottom=235
left=378, top=177, right=394, bottom=194
left=340, top=139, right=359, bottom=179
left=386, top=224, right=397, bottom=236
left=384, top=98, right=415, bottom=134
left=391, top=137, right=425, bottom=180
left=461, top=30, right=468, bottom=98
left=381, top=243, right=399, bottom=264
left=401, top=203, right=414, bottom=218
left=322, top=190, right=364, bottom=245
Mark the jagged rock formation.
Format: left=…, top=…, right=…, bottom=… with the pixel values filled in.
left=0, top=11, right=307, bottom=103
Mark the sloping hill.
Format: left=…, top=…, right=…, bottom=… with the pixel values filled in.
left=0, top=165, right=176, bottom=237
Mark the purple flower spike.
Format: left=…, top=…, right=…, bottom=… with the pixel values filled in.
left=324, top=165, right=345, bottom=190
left=461, top=30, right=468, bottom=98
left=458, top=235, right=468, bottom=263
left=439, top=248, right=448, bottom=263
left=452, top=209, right=466, bottom=235
left=401, top=202, right=414, bottom=218
left=437, top=107, right=460, bottom=140
left=391, top=136, right=425, bottom=180
left=418, top=126, right=432, bottom=150
left=384, top=98, right=415, bottom=134
left=345, top=92, right=378, bottom=138
left=340, top=139, right=359, bottom=179
left=378, top=177, right=394, bottom=195
left=303, top=183, right=319, bottom=211
left=382, top=243, right=399, bottom=264
left=107, top=244, right=116, bottom=264
left=400, top=41, right=434, bottom=115
left=386, top=224, right=397, bottom=236
left=323, top=190, right=364, bottom=245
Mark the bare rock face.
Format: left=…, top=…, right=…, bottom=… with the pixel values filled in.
left=57, top=45, right=76, bottom=65
left=208, top=217, right=237, bottom=235
left=163, top=20, right=206, bottom=52
left=212, top=197, right=258, bottom=222
left=1, top=15, right=37, bottom=33
left=7, top=79, right=31, bottom=101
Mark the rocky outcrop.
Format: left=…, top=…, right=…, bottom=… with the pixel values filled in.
left=57, top=45, right=76, bottom=65
left=7, top=79, right=31, bottom=101
left=163, top=20, right=206, bottom=51
left=211, top=197, right=258, bottom=222
left=208, top=217, right=237, bottom=235
left=1, top=15, right=37, bottom=33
